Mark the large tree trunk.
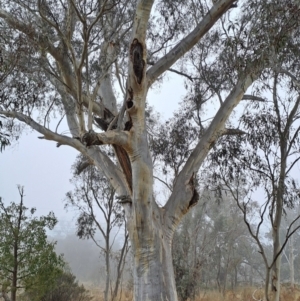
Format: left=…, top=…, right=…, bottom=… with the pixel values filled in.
left=124, top=129, right=179, bottom=300
left=131, top=222, right=178, bottom=301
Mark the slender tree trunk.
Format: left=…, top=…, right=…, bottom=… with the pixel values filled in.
left=250, top=265, right=253, bottom=287
left=270, top=167, right=286, bottom=301
left=271, top=253, right=281, bottom=301
left=104, top=237, right=110, bottom=301
left=264, top=268, right=270, bottom=301
left=11, top=241, right=18, bottom=301
left=271, top=213, right=282, bottom=301
left=289, top=229, right=295, bottom=289
left=234, top=266, right=238, bottom=289
left=111, top=235, right=129, bottom=301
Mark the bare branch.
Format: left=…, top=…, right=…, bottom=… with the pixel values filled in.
left=147, top=61, right=194, bottom=82
left=278, top=68, right=300, bottom=89
left=0, top=110, right=80, bottom=148
left=153, top=176, right=172, bottom=192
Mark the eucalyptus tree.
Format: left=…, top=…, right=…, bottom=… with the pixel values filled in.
left=206, top=68, right=300, bottom=301
left=172, top=192, right=255, bottom=300
left=280, top=208, right=300, bottom=288
left=65, top=157, right=129, bottom=301
left=0, top=0, right=299, bottom=300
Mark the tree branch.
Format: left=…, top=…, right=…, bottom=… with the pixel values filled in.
left=242, top=94, right=266, bottom=102
left=0, top=110, right=80, bottom=147
left=147, top=61, right=194, bottom=81
left=0, top=9, right=106, bottom=118
left=0, top=110, right=129, bottom=195
left=131, top=0, right=155, bottom=42
left=81, top=129, right=129, bottom=147
left=147, top=0, right=237, bottom=85
left=221, top=128, right=247, bottom=136
left=164, top=73, right=258, bottom=225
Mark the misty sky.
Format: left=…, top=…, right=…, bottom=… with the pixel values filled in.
left=0, top=75, right=185, bottom=225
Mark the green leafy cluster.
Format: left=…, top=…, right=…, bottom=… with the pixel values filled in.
left=0, top=190, right=64, bottom=300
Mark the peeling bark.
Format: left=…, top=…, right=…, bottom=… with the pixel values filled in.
left=113, top=145, right=132, bottom=192
left=130, top=39, right=145, bottom=85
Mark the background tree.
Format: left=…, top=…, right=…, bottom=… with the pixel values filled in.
left=172, top=191, right=259, bottom=301
left=0, top=186, right=64, bottom=301
left=280, top=208, right=300, bottom=288
left=1, top=0, right=299, bottom=300
left=65, top=158, right=129, bottom=301
left=206, top=67, right=300, bottom=301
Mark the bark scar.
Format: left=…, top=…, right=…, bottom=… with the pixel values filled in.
left=130, top=39, right=145, bottom=85
left=126, top=87, right=134, bottom=109
left=124, top=115, right=133, bottom=131
left=188, top=173, right=199, bottom=209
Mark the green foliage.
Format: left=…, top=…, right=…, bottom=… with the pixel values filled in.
left=23, top=271, right=92, bottom=301
left=0, top=187, right=65, bottom=300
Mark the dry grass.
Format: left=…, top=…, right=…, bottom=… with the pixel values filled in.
left=85, top=285, right=133, bottom=301
left=193, top=286, right=300, bottom=301
left=84, top=285, right=300, bottom=301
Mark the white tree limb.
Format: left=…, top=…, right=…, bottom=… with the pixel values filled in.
left=164, top=73, right=258, bottom=226
left=0, top=110, right=129, bottom=195
left=147, top=0, right=237, bottom=85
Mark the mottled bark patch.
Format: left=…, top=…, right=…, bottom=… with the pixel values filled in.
left=130, top=39, right=145, bottom=84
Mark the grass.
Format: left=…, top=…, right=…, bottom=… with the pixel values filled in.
left=85, top=285, right=300, bottom=301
